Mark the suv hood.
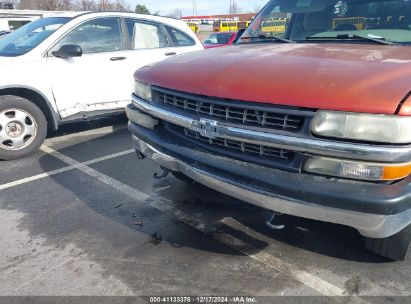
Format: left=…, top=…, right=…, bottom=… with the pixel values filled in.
left=135, top=43, right=411, bottom=114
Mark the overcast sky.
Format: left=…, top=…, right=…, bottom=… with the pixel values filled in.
left=128, top=0, right=268, bottom=16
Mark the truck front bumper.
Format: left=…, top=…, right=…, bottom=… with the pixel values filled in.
left=127, top=99, right=411, bottom=239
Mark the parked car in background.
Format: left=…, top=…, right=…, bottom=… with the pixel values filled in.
left=128, top=0, right=411, bottom=261
left=0, top=12, right=203, bottom=160
left=0, top=17, right=34, bottom=31
left=0, top=2, right=15, bottom=9
left=203, top=32, right=237, bottom=49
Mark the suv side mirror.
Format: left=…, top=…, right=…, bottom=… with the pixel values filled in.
left=52, top=45, right=83, bottom=59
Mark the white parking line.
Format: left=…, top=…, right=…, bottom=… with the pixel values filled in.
left=0, top=149, right=134, bottom=191
left=7, top=257, right=77, bottom=295
left=38, top=145, right=369, bottom=302
left=220, top=218, right=360, bottom=296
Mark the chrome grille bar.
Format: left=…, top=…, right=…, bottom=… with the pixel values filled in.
left=183, top=128, right=293, bottom=160
left=156, top=91, right=303, bottom=131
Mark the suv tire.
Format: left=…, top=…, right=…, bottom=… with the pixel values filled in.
left=364, top=225, right=410, bottom=261
left=0, top=96, right=47, bottom=160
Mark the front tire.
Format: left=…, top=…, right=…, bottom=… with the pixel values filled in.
left=0, top=96, right=47, bottom=160
left=364, top=225, right=410, bottom=261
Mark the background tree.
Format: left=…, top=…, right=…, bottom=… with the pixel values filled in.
left=75, top=0, right=97, bottom=11
left=20, top=0, right=94, bottom=11
left=135, top=4, right=150, bottom=14
left=19, top=0, right=39, bottom=9
left=18, top=0, right=142, bottom=13
left=60, top=0, right=75, bottom=10
left=98, top=0, right=113, bottom=11
left=113, top=0, right=130, bottom=12
left=37, top=0, right=64, bottom=10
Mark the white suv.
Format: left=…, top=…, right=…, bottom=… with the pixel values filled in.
left=0, top=12, right=203, bottom=160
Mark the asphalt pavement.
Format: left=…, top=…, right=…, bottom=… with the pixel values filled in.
left=0, top=116, right=410, bottom=301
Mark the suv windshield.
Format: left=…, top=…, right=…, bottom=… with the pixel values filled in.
left=0, top=17, right=70, bottom=57
left=242, top=0, right=411, bottom=44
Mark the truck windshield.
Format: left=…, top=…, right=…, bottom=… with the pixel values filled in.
left=0, top=17, right=71, bottom=57
left=242, top=0, right=411, bottom=44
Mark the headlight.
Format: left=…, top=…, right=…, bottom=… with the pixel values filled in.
left=133, top=80, right=152, bottom=101
left=311, top=111, right=411, bottom=144
left=304, top=157, right=411, bottom=181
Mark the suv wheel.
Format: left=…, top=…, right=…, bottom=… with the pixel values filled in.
left=364, top=225, right=410, bottom=261
left=0, top=96, right=47, bottom=160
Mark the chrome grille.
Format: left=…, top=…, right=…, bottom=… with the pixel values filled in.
left=155, top=91, right=304, bottom=131
left=184, top=128, right=293, bottom=160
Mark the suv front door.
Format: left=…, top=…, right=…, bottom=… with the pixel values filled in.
left=114, top=18, right=171, bottom=103
left=47, top=17, right=129, bottom=118
left=115, top=19, right=201, bottom=103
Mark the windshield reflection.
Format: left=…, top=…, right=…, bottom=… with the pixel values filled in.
left=242, top=0, right=411, bottom=44
left=0, top=17, right=71, bottom=57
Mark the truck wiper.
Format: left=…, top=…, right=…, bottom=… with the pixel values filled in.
left=241, top=35, right=294, bottom=43
left=306, top=34, right=394, bottom=45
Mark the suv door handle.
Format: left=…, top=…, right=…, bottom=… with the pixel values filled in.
left=165, top=52, right=177, bottom=56
left=110, top=56, right=127, bottom=61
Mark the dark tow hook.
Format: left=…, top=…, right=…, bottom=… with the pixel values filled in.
left=154, top=167, right=171, bottom=180
left=265, top=211, right=285, bottom=230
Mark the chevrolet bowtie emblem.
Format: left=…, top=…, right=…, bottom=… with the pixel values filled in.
left=194, top=118, right=226, bottom=139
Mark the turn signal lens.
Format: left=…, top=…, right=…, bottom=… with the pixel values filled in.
left=383, top=163, right=411, bottom=180
left=304, top=157, right=411, bottom=181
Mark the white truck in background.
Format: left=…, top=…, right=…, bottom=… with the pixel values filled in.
left=0, top=9, right=77, bottom=31
left=0, top=9, right=53, bottom=32
left=0, top=16, right=33, bottom=31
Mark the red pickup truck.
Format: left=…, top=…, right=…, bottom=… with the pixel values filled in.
left=127, top=0, right=411, bottom=260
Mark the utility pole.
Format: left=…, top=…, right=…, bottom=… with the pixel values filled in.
left=229, top=0, right=232, bottom=14
left=192, top=0, right=197, bottom=17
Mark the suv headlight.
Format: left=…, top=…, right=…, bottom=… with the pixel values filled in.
left=133, top=80, right=152, bottom=101
left=311, top=111, right=411, bottom=144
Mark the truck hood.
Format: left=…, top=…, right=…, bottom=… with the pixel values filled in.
left=135, top=43, right=411, bottom=114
